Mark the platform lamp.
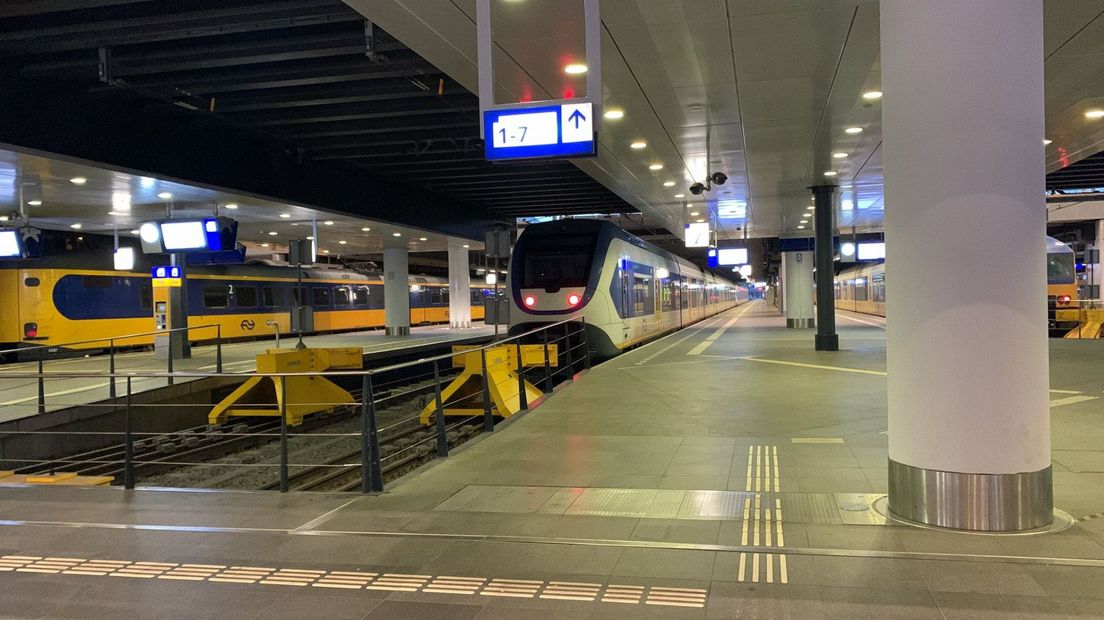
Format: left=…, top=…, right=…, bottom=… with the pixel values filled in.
left=289, top=238, right=312, bottom=349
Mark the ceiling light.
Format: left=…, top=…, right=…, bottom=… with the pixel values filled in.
left=674, top=193, right=685, bottom=198
left=832, top=152, right=847, bottom=159
left=225, top=203, right=238, bottom=210
left=280, top=213, right=291, bottom=219
left=462, top=244, right=470, bottom=248
left=1043, top=139, right=1053, bottom=145
left=824, top=171, right=839, bottom=177
left=361, top=227, right=371, bottom=232
left=157, top=191, right=172, bottom=199
left=322, top=249, right=330, bottom=254
left=306, top=236, right=314, bottom=240
left=338, top=240, right=347, bottom=245
left=696, top=218, right=705, bottom=223
left=107, top=211, right=123, bottom=216
left=140, top=177, right=156, bottom=188
left=604, top=109, right=624, bottom=120
left=630, top=141, right=647, bottom=149
left=563, top=63, right=587, bottom=75
left=70, top=223, right=82, bottom=229
left=69, top=177, right=87, bottom=185
left=649, top=163, right=664, bottom=171
left=290, top=223, right=299, bottom=226
left=268, top=231, right=277, bottom=236
left=392, top=232, right=401, bottom=237
left=324, top=220, right=334, bottom=225
left=261, top=243, right=270, bottom=248
left=690, top=211, right=700, bottom=216
left=862, top=90, right=883, bottom=100
left=27, top=200, right=42, bottom=206
left=800, top=219, right=809, bottom=224
left=844, top=127, right=863, bottom=135
left=1085, top=109, right=1104, bottom=119
left=419, top=237, right=427, bottom=241
left=129, top=229, right=139, bottom=234
left=806, top=205, right=815, bottom=210
left=663, top=181, right=676, bottom=187
left=0, top=216, right=9, bottom=222
left=797, top=225, right=806, bottom=229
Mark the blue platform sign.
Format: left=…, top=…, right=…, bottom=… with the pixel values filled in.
left=483, top=102, right=596, bottom=161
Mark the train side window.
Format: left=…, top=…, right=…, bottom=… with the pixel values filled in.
left=354, top=286, right=370, bottom=306
left=140, top=284, right=152, bottom=310
left=312, top=287, right=330, bottom=307
left=430, top=288, right=442, bottom=305
left=442, top=288, right=449, bottom=304
left=235, top=286, right=258, bottom=308
left=334, top=287, right=351, bottom=306
left=23, top=277, right=40, bottom=287
left=263, top=287, right=275, bottom=307
left=83, top=275, right=114, bottom=289
left=203, top=285, right=230, bottom=309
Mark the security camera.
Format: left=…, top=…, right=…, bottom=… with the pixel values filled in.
left=710, top=172, right=728, bottom=185
left=689, top=182, right=706, bottom=196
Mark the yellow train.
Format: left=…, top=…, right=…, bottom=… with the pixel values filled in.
left=0, top=255, right=491, bottom=355
left=833, top=236, right=1079, bottom=329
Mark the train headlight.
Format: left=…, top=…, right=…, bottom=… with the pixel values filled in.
left=567, top=294, right=580, bottom=306
left=1059, top=295, right=1072, bottom=303
left=524, top=296, right=536, bottom=307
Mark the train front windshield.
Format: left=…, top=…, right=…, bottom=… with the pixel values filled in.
left=520, top=234, right=596, bottom=291
left=1047, top=251, right=1075, bottom=285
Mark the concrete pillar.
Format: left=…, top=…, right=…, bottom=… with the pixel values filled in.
left=448, top=238, right=472, bottom=328
left=383, top=243, right=410, bottom=336
left=783, top=251, right=814, bottom=328
left=882, top=0, right=1051, bottom=530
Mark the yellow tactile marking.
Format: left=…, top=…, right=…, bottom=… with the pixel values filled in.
left=0, top=552, right=712, bottom=607
left=745, top=445, right=780, bottom=492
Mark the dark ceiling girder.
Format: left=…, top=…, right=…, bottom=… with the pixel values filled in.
left=122, top=65, right=444, bottom=96
left=0, top=0, right=152, bottom=18
left=258, top=106, right=476, bottom=128
left=285, top=121, right=475, bottom=141
left=216, top=88, right=467, bottom=114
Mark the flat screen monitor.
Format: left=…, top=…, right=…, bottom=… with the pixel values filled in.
left=857, top=242, right=885, bottom=260
left=717, top=248, right=748, bottom=265
left=0, top=230, right=22, bottom=258
left=160, top=221, right=208, bottom=251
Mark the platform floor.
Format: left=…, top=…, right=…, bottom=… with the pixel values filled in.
left=0, top=323, right=493, bottom=422
left=1, top=302, right=1103, bottom=618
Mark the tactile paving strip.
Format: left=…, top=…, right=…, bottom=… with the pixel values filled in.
left=0, top=554, right=711, bottom=608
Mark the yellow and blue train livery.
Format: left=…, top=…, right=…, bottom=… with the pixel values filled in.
left=0, top=255, right=491, bottom=355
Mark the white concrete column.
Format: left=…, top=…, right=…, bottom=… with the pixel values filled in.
left=383, top=243, right=410, bottom=336
left=448, top=238, right=472, bottom=328
left=782, top=251, right=814, bottom=328
left=882, top=0, right=1051, bottom=530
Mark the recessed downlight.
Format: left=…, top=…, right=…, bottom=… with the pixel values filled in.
left=1043, top=139, right=1053, bottom=145
left=604, top=109, right=624, bottom=120
left=392, top=232, right=401, bottom=237
left=27, top=200, right=42, bottom=206
left=1086, top=109, right=1104, bottom=119
left=324, top=220, right=334, bottom=225
left=70, top=223, right=82, bottom=229
left=279, top=213, right=291, bottom=219
left=268, top=231, right=278, bottom=236
left=261, top=243, right=270, bottom=248
left=797, top=226, right=806, bottom=230
left=129, top=229, right=140, bottom=234
left=696, top=218, right=705, bottom=223
left=649, top=163, right=664, bottom=171
left=630, top=141, right=647, bottom=149
left=690, top=211, right=700, bottom=216
left=564, top=63, right=587, bottom=75
left=69, top=177, right=87, bottom=185
left=361, top=227, right=371, bottom=232
left=844, top=126, right=863, bottom=135
left=462, top=244, right=470, bottom=248
left=419, top=237, right=428, bottom=241
left=157, top=191, right=172, bottom=199
left=674, top=193, right=685, bottom=198
left=225, top=203, right=238, bottom=210
left=338, top=240, right=347, bottom=245
left=824, top=171, right=839, bottom=177
left=663, top=181, right=676, bottom=187
left=321, top=249, right=330, bottom=254
left=832, top=152, right=847, bottom=159
left=862, top=90, right=883, bottom=100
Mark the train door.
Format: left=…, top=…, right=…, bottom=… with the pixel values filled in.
left=618, top=262, right=631, bottom=343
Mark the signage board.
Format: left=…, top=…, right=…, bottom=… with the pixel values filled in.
left=152, top=265, right=182, bottom=288
left=857, top=242, right=886, bottom=260
left=717, top=248, right=749, bottom=266
left=685, top=222, right=710, bottom=248
left=483, top=102, right=596, bottom=161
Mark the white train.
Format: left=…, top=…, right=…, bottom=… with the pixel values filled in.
left=507, top=219, right=749, bottom=358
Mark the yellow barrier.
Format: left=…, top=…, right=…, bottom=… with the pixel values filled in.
left=0, top=471, right=114, bottom=486
left=1064, top=309, right=1104, bottom=339
left=208, top=348, right=362, bottom=426
left=419, top=344, right=557, bottom=425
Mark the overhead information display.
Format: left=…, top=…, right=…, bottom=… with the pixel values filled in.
left=483, top=102, right=596, bottom=161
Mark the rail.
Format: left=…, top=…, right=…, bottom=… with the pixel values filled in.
left=0, top=318, right=592, bottom=496
left=0, top=323, right=224, bottom=409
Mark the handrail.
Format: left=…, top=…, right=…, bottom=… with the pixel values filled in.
left=0, top=323, right=222, bottom=357
left=0, top=318, right=582, bottom=381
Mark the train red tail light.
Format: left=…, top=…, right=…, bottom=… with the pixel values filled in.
left=23, top=323, right=37, bottom=339
left=567, top=294, right=580, bottom=306
left=1058, top=295, right=1072, bottom=303
left=524, top=296, right=536, bottom=307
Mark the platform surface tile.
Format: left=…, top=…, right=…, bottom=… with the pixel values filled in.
left=0, top=323, right=493, bottom=422
left=2, top=302, right=1104, bottom=618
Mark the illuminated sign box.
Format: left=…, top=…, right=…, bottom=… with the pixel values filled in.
left=685, top=222, right=710, bottom=248
left=717, top=248, right=748, bottom=265
left=151, top=265, right=182, bottom=288
left=0, top=230, right=23, bottom=258
left=139, top=217, right=238, bottom=254
left=857, top=242, right=885, bottom=260
left=483, top=102, right=596, bottom=161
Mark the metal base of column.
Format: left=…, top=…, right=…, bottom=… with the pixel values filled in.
left=786, top=318, right=815, bottom=329
left=385, top=326, right=410, bottom=336
left=814, top=334, right=839, bottom=351
left=450, top=321, right=472, bottom=329
left=888, top=459, right=1053, bottom=531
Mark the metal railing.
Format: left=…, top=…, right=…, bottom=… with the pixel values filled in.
left=1051, top=299, right=1104, bottom=340
left=0, top=318, right=592, bottom=495
left=0, top=324, right=224, bottom=413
